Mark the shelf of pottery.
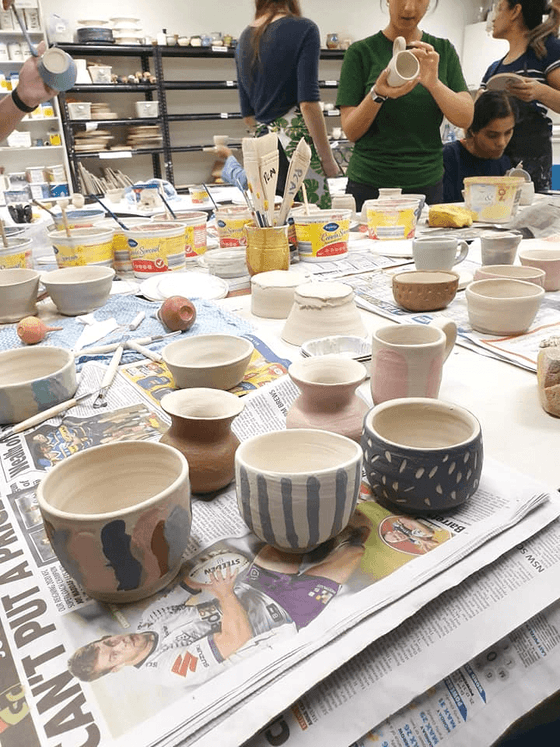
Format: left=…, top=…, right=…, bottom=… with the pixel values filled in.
left=0, top=2, right=71, bottom=208
left=56, top=28, right=347, bottom=193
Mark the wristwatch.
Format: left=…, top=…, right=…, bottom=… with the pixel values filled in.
left=370, top=85, right=388, bottom=104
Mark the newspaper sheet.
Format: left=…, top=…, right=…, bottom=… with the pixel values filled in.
left=0, top=362, right=557, bottom=747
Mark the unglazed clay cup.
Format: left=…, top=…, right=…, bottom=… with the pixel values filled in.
left=518, top=247, right=560, bottom=291
left=41, top=266, right=115, bottom=315
left=370, top=319, right=457, bottom=404
left=480, top=231, right=523, bottom=265
left=362, top=398, right=483, bottom=513
left=473, top=264, right=546, bottom=287
left=281, top=281, right=367, bottom=346
left=412, top=236, right=468, bottom=271
left=0, top=268, right=40, bottom=323
left=37, top=441, right=191, bottom=603
left=236, top=428, right=363, bottom=552
left=465, top=278, right=544, bottom=335
left=251, top=270, right=311, bottom=319
left=0, top=347, right=77, bottom=425
left=392, top=270, right=459, bottom=312
left=162, top=334, right=254, bottom=389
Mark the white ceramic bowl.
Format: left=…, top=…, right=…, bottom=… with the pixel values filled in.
left=465, top=278, right=544, bottom=335
left=0, top=268, right=40, bottom=323
left=473, top=264, right=546, bottom=287
left=301, top=335, right=372, bottom=363
left=162, top=334, right=254, bottom=389
left=235, top=428, right=363, bottom=551
left=0, top=347, right=77, bottom=424
left=41, top=266, right=115, bottom=315
left=518, top=247, right=560, bottom=292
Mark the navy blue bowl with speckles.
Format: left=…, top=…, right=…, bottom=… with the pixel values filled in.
left=362, top=398, right=483, bottom=514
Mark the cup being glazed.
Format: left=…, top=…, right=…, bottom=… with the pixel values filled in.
left=37, top=440, right=192, bottom=602
left=362, top=398, right=483, bottom=513
left=281, top=281, right=367, bottom=346
left=0, top=268, right=40, bottom=323
left=370, top=319, right=457, bottom=404
left=286, top=354, right=369, bottom=442
left=160, top=388, right=244, bottom=495
left=236, top=428, right=363, bottom=553
left=518, top=246, right=560, bottom=291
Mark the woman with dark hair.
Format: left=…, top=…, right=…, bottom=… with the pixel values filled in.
left=235, top=0, right=339, bottom=208
left=336, top=0, right=473, bottom=210
left=481, top=0, right=560, bottom=191
left=443, top=91, right=516, bottom=202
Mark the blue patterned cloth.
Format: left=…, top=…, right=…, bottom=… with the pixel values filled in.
left=0, top=294, right=253, bottom=370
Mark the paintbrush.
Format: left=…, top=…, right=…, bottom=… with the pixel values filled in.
left=0, top=391, right=95, bottom=442
left=89, top=194, right=129, bottom=231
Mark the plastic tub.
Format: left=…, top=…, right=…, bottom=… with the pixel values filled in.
left=151, top=211, right=208, bottom=259
left=215, top=206, right=253, bottom=248
left=125, top=222, right=187, bottom=278
left=293, top=209, right=352, bottom=261
left=53, top=208, right=106, bottom=230
left=364, top=200, right=418, bottom=240
left=50, top=227, right=115, bottom=268
left=0, top=237, right=32, bottom=269
left=98, top=217, right=146, bottom=274
left=464, top=176, right=524, bottom=224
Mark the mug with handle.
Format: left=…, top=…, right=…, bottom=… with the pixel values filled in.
left=387, top=36, right=420, bottom=87
left=413, top=236, right=469, bottom=271
left=370, top=319, right=457, bottom=404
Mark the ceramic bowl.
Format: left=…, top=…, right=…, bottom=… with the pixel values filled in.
left=362, top=398, right=483, bottom=513
left=392, top=270, right=459, bottom=312
left=37, top=441, right=191, bottom=602
left=250, top=269, right=311, bottom=319
left=0, top=268, right=40, bottom=323
left=162, top=334, right=254, bottom=390
left=473, top=264, right=546, bottom=287
left=518, top=246, right=560, bottom=291
left=235, top=428, right=363, bottom=552
left=465, top=278, right=544, bottom=335
left=0, top=347, right=77, bottom=425
left=281, top=281, right=367, bottom=346
left=41, top=266, right=115, bottom=316
left=301, top=335, right=372, bottom=363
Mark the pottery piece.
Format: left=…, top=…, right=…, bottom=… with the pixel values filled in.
left=480, top=231, right=523, bottom=265
left=41, top=266, right=115, bottom=316
left=281, top=281, right=367, bottom=346
left=370, top=319, right=457, bottom=404
left=0, top=347, right=77, bottom=425
left=301, top=335, right=372, bottom=364
left=235, top=429, right=363, bottom=552
left=37, top=441, right=191, bottom=602
left=465, top=278, right=544, bottom=335
left=392, top=270, right=459, bottom=311
left=0, top=268, right=40, bottom=323
left=245, top=223, right=290, bottom=275
left=202, top=249, right=247, bottom=278
left=537, top=337, right=560, bottom=417
left=250, top=270, right=311, bottom=319
left=412, top=235, right=469, bottom=271
left=518, top=246, right=560, bottom=291
left=387, top=36, right=420, bottom=87
left=473, top=263, right=546, bottom=287
left=162, top=334, right=254, bottom=390
left=362, top=398, right=483, bottom=513
left=286, top=354, right=369, bottom=442
left=378, top=188, right=402, bottom=199
left=160, top=388, right=244, bottom=494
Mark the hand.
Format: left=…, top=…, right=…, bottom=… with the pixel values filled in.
left=408, top=41, right=440, bottom=91
left=190, top=566, right=239, bottom=602
left=373, top=67, right=418, bottom=100
left=17, top=41, right=56, bottom=108
left=320, top=154, right=342, bottom=178
left=214, top=144, right=233, bottom=159
left=506, top=77, right=543, bottom=102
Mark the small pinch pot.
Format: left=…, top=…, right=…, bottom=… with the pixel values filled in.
left=41, top=266, right=115, bottom=316
left=518, top=246, right=560, bottom=292
left=236, top=428, right=363, bottom=552
left=392, top=270, right=459, bottom=312
left=37, top=441, right=191, bottom=603
left=465, top=278, right=544, bottom=335
left=473, top=264, right=546, bottom=288
left=362, top=398, right=483, bottom=513
left=0, top=268, right=41, bottom=323
left=0, top=347, right=77, bottom=425
left=162, top=334, right=254, bottom=390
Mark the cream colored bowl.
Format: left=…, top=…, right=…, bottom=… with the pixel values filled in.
left=465, top=278, right=544, bottom=335
left=41, top=266, right=115, bottom=315
left=473, top=264, right=546, bottom=287
left=0, top=268, right=40, bottom=323
left=162, top=334, right=254, bottom=389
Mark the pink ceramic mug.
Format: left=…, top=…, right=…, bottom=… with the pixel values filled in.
left=370, top=319, right=457, bottom=404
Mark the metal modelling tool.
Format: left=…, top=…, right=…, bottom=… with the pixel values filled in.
left=92, top=345, right=124, bottom=409
left=0, top=391, right=94, bottom=443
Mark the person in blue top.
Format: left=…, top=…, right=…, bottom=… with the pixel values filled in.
left=235, top=0, right=340, bottom=208
left=443, top=91, right=516, bottom=202
left=481, top=0, right=560, bottom=192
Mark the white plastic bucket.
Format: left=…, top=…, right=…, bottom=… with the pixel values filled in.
left=0, top=237, right=33, bottom=269
left=53, top=209, right=106, bottom=230
left=50, top=227, right=115, bottom=268
left=215, top=207, right=253, bottom=248
left=364, top=199, right=418, bottom=240
left=293, top=209, right=351, bottom=261
left=151, top=211, right=208, bottom=259
left=464, top=176, right=524, bottom=224
left=99, top=218, right=146, bottom=274
left=125, top=222, right=187, bottom=278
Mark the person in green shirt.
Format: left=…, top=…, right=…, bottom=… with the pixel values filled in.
left=336, top=0, right=473, bottom=210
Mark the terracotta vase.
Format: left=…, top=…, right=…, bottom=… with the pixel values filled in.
left=160, top=388, right=244, bottom=496
left=286, top=354, right=369, bottom=442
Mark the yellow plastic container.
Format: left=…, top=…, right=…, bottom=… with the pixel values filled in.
left=365, top=200, right=418, bottom=240
left=152, top=211, right=208, bottom=259
left=293, top=209, right=351, bottom=261
left=0, top=237, right=32, bottom=269
left=464, top=176, right=524, bottom=224
left=125, top=222, right=187, bottom=278
left=216, top=207, right=253, bottom=248
left=50, top=227, right=114, bottom=268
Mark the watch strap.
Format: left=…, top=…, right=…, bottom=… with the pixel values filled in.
left=11, top=87, right=36, bottom=113
left=370, top=85, right=388, bottom=104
